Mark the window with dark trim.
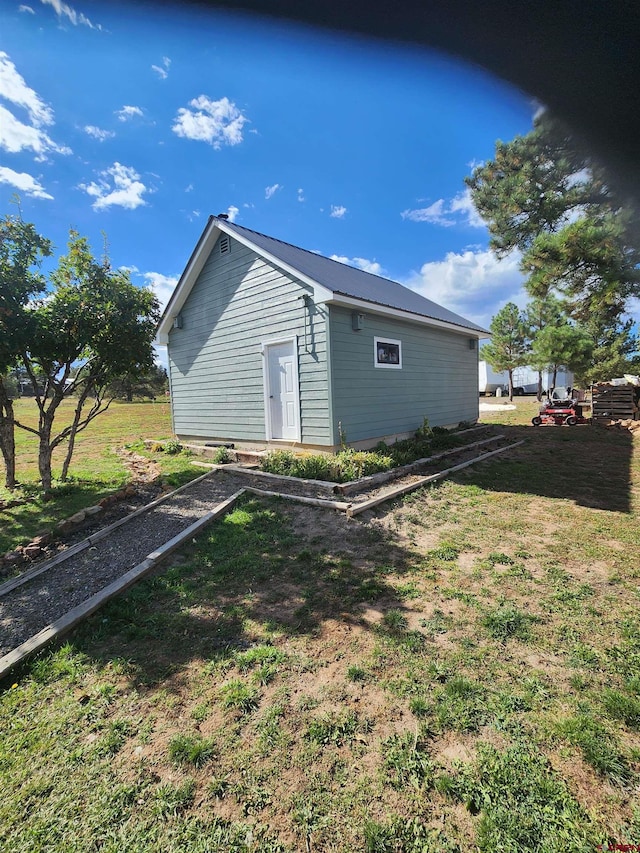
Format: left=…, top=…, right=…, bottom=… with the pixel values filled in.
left=374, top=337, right=402, bottom=369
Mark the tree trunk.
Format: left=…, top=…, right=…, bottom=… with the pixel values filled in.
left=508, top=369, right=514, bottom=402
left=38, top=413, right=55, bottom=496
left=537, top=371, right=543, bottom=402
left=60, top=388, right=90, bottom=481
left=0, top=387, right=16, bottom=490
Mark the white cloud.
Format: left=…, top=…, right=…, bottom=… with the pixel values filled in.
left=0, top=52, right=53, bottom=127
left=401, top=199, right=453, bottom=226
left=116, top=105, right=143, bottom=122
left=0, top=104, right=70, bottom=159
left=448, top=189, right=485, bottom=228
left=265, top=183, right=281, bottom=200
left=152, top=56, right=171, bottom=79
left=80, top=162, right=149, bottom=211
left=404, top=248, right=525, bottom=328
left=143, top=271, right=179, bottom=313
left=40, top=0, right=101, bottom=29
left=184, top=183, right=193, bottom=193
left=330, top=204, right=347, bottom=219
left=330, top=255, right=385, bottom=276
left=0, top=165, right=52, bottom=199
left=297, top=188, right=305, bottom=202
left=226, top=205, right=239, bottom=222
left=172, top=95, right=248, bottom=149
left=84, top=125, right=114, bottom=142
left=19, top=5, right=35, bottom=13
left=402, top=189, right=484, bottom=228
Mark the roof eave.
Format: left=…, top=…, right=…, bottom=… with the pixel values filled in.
left=156, top=215, right=218, bottom=345
left=325, top=293, right=489, bottom=337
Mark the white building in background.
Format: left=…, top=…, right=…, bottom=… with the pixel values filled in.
left=479, top=361, right=574, bottom=396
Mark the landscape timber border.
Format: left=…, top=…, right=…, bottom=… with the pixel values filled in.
left=0, top=439, right=524, bottom=680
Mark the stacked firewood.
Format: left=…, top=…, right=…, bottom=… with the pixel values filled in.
left=591, top=382, right=640, bottom=424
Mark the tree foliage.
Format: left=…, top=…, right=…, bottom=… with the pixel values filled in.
left=0, top=216, right=160, bottom=492
left=529, top=322, right=593, bottom=386
left=0, top=216, right=52, bottom=488
left=467, top=113, right=640, bottom=381
left=107, top=365, right=168, bottom=402
left=480, top=302, right=528, bottom=400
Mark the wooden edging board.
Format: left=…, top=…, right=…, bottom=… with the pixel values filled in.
left=0, top=490, right=246, bottom=681
left=0, top=437, right=524, bottom=679
left=346, top=440, right=525, bottom=517
left=0, top=468, right=217, bottom=600
left=190, top=429, right=502, bottom=497
left=244, top=487, right=351, bottom=511
left=335, top=434, right=504, bottom=495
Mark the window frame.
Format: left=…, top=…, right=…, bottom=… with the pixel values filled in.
left=373, top=336, right=402, bottom=369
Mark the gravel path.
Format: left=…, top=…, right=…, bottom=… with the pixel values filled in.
left=0, top=468, right=335, bottom=658
left=0, top=432, right=508, bottom=660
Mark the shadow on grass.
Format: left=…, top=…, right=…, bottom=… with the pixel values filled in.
left=44, top=495, right=418, bottom=692
left=461, top=421, right=635, bottom=513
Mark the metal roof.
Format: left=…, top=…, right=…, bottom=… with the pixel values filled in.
left=219, top=218, right=488, bottom=335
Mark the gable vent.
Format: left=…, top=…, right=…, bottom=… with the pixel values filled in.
left=219, top=235, right=230, bottom=254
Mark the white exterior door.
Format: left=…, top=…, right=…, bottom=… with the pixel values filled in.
left=264, top=339, right=300, bottom=441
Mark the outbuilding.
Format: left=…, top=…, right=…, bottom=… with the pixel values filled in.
left=156, top=216, right=488, bottom=451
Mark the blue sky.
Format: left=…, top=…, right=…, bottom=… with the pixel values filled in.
left=1, top=0, right=538, bottom=349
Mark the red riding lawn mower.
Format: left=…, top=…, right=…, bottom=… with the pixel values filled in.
left=532, top=389, right=591, bottom=427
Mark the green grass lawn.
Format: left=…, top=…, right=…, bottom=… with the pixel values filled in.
left=0, top=398, right=198, bottom=553
left=1, top=404, right=639, bottom=851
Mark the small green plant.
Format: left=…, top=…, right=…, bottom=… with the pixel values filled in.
left=428, top=543, right=460, bottom=562
left=234, top=644, right=286, bottom=672
left=306, top=710, right=360, bottom=746
left=168, top=733, right=217, bottom=768
left=482, top=605, right=534, bottom=643
left=415, top=417, right=433, bottom=440
left=382, top=731, right=433, bottom=789
left=487, top=552, right=515, bottom=566
left=93, top=719, right=132, bottom=757
left=208, top=778, right=230, bottom=799
left=409, top=696, right=430, bottom=717
left=602, top=690, right=640, bottom=729
left=433, top=676, right=488, bottom=732
left=381, top=609, right=408, bottom=633
left=219, top=679, right=261, bottom=713
left=556, top=714, right=631, bottom=783
left=420, top=608, right=452, bottom=636
left=211, top=446, right=231, bottom=463
left=346, top=664, right=368, bottom=682
left=443, top=743, right=592, bottom=849
left=163, top=438, right=182, bottom=455
left=338, top=420, right=348, bottom=451
left=153, top=779, right=196, bottom=818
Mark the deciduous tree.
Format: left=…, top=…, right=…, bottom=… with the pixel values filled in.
left=1, top=219, right=160, bottom=494
left=0, top=215, right=52, bottom=489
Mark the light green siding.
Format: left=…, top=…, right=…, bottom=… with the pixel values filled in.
left=329, top=306, right=479, bottom=443
left=168, top=237, right=331, bottom=444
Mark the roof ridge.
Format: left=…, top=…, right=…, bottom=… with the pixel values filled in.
left=216, top=216, right=399, bottom=288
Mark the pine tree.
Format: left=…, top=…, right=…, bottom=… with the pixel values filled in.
left=480, top=303, right=529, bottom=401
left=467, top=113, right=640, bottom=380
